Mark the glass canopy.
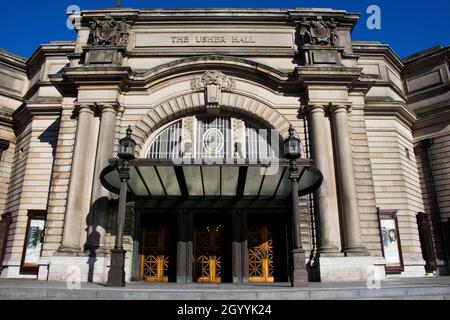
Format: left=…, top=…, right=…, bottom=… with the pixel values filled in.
left=100, top=158, right=323, bottom=200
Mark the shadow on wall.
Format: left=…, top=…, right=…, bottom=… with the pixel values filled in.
left=37, top=119, right=60, bottom=158
left=85, top=199, right=136, bottom=283
left=85, top=197, right=113, bottom=283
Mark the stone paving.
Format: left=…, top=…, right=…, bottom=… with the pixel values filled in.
left=0, top=276, right=449, bottom=300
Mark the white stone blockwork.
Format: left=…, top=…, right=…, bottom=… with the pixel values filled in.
left=317, top=257, right=386, bottom=282
left=46, top=256, right=133, bottom=283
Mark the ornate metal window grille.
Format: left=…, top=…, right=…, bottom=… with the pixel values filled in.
left=195, top=116, right=231, bottom=158
left=146, top=116, right=279, bottom=159
left=147, top=120, right=182, bottom=159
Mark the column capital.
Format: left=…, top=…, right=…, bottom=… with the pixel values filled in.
left=74, top=102, right=120, bottom=116
left=329, top=103, right=352, bottom=115
left=95, top=102, right=120, bottom=114
left=304, top=103, right=352, bottom=116
left=302, top=104, right=326, bottom=115
left=74, top=103, right=96, bottom=116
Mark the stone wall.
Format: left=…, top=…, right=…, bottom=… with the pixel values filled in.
left=366, top=117, right=425, bottom=276
left=1, top=122, right=32, bottom=274
left=0, top=124, right=15, bottom=220
left=415, top=133, right=450, bottom=274
left=41, top=101, right=76, bottom=258
left=2, top=115, right=60, bottom=277
left=349, top=102, right=383, bottom=257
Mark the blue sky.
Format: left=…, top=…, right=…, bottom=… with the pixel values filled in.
left=0, top=0, right=449, bottom=59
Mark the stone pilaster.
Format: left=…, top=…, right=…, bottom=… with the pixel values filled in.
left=330, top=104, right=367, bottom=256
left=308, top=104, right=342, bottom=256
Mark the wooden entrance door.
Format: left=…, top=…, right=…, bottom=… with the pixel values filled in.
left=141, top=224, right=173, bottom=282
left=194, top=224, right=224, bottom=283
left=248, top=224, right=275, bottom=283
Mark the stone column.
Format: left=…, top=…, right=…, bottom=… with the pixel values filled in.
left=330, top=105, right=367, bottom=255
left=232, top=210, right=244, bottom=284
left=308, top=105, right=342, bottom=255
left=87, top=104, right=118, bottom=252
left=177, top=210, right=188, bottom=283
left=60, top=105, right=95, bottom=252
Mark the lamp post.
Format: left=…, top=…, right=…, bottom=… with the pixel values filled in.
left=284, top=125, right=309, bottom=287
left=106, top=126, right=136, bottom=287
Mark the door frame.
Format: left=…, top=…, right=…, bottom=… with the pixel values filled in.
left=132, top=207, right=289, bottom=284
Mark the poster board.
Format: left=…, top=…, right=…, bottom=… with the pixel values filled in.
left=20, top=210, right=46, bottom=273
left=377, top=208, right=404, bottom=274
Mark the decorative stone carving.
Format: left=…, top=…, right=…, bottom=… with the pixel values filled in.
left=181, top=116, right=194, bottom=157
left=191, top=71, right=236, bottom=92
left=191, top=71, right=236, bottom=113
left=89, top=15, right=130, bottom=46
left=298, top=16, right=338, bottom=46
left=232, top=118, right=246, bottom=158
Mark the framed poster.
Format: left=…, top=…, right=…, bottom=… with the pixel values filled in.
left=377, top=208, right=404, bottom=274
left=20, top=210, right=46, bottom=273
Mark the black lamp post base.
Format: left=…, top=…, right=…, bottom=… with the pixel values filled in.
left=290, top=248, right=309, bottom=287
left=106, top=248, right=126, bottom=287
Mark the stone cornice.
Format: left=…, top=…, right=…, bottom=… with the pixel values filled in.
left=27, top=43, right=75, bottom=74
left=0, top=107, right=14, bottom=127
left=50, top=55, right=301, bottom=95
left=348, top=78, right=376, bottom=95
left=49, top=66, right=132, bottom=96
left=12, top=100, right=62, bottom=134
left=132, top=55, right=293, bottom=91
left=0, top=50, right=27, bottom=72
left=352, top=42, right=404, bottom=72
left=0, top=87, right=24, bottom=102
left=413, top=106, right=450, bottom=132
left=370, top=80, right=408, bottom=102
left=25, top=100, right=63, bottom=116
left=406, top=83, right=450, bottom=106
left=364, top=100, right=417, bottom=128
left=79, top=8, right=359, bottom=28
left=295, top=66, right=362, bottom=86
left=403, top=45, right=450, bottom=66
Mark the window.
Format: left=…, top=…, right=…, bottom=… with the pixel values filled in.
left=147, top=120, right=182, bottom=159
left=195, top=116, right=231, bottom=158
left=147, top=115, right=280, bottom=159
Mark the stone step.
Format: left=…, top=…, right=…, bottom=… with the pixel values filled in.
left=1, top=285, right=450, bottom=300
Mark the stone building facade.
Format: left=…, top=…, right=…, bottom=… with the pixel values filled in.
left=0, top=8, right=449, bottom=284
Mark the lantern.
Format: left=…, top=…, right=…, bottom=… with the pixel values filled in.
left=118, top=126, right=136, bottom=160
left=283, top=125, right=301, bottom=160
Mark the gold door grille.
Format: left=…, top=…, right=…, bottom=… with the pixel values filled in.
left=194, top=224, right=223, bottom=283
left=248, top=224, right=275, bottom=283
left=141, top=224, right=172, bottom=282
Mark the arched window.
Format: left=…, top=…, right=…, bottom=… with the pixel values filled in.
left=147, top=120, right=182, bottom=159
left=147, top=115, right=279, bottom=159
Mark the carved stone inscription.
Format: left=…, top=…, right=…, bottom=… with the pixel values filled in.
left=135, top=32, right=294, bottom=48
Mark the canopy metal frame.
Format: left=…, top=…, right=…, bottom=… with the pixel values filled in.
left=100, top=158, right=323, bottom=201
